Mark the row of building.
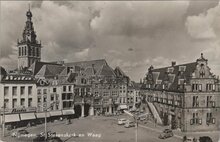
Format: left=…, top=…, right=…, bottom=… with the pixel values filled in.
left=0, top=8, right=141, bottom=128
left=1, top=7, right=220, bottom=132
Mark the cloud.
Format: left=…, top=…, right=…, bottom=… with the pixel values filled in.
left=1, top=1, right=220, bottom=81
left=91, top=1, right=189, bottom=37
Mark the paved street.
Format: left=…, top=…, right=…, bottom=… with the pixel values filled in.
left=1, top=116, right=182, bottom=142
left=0, top=115, right=219, bottom=142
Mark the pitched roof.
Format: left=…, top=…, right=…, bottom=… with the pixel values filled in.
left=29, top=61, right=62, bottom=75
left=96, top=64, right=116, bottom=77
left=35, top=64, right=65, bottom=78
left=114, top=66, right=127, bottom=77
left=0, top=66, right=7, bottom=75
left=65, top=59, right=107, bottom=73
left=145, top=62, right=197, bottom=91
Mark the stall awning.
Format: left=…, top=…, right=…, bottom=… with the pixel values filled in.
left=50, top=111, right=62, bottom=116
left=4, top=114, right=20, bottom=123
left=20, top=113, right=36, bottom=120
left=35, top=112, right=50, bottom=118
left=119, top=105, right=128, bottom=110
left=62, top=109, right=75, bottom=115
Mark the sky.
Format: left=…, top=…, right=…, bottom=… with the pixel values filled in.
left=0, top=1, right=220, bottom=81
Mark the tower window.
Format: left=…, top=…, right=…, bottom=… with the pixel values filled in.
left=19, top=47, right=21, bottom=56
left=36, top=48, right=39, bottom=57
left=33, top=47, right=35, bottom=56
left=22, top=47, right=24, bottom=56
left=24, top=47, right=27, bottom=55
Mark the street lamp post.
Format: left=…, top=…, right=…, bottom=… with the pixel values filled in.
left=124, top=110, right=138, bottom=142
left=39, top=101, right=56, bottom=142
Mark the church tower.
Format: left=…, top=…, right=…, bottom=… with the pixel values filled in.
left=17, top=6, right=42, bottom=70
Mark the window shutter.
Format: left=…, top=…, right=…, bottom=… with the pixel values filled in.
left=199, top=84, right=202, bottom=91
left=213, top=85, right=216, bottom=91
left=199, top=119, right=202, bottom=125
left=212, top=101, right=215, bottom=107
left=212, top=118, right=216, bottom=124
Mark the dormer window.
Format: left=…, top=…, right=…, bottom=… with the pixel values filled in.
left=156, top=80, right=162, bottom=84
left=167, top=67, right=174, bottom=73
left=178, top=79, right=185, bottom=85
left=179, top=66, right=186, bottom=72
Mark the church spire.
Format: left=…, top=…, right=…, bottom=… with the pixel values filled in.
left=17, top=4, right=42, bottom=70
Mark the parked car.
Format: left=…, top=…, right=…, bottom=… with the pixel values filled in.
left=124, top=121, right=135, bottom=128
left=183, top=136, right=198, bottom=142
left=11, top=129, right=29, bottom=137
left=118, top=118, right=127, bottom=125
left=199, top=136, right=212, bottom=142
left=158, top=129, right=173, bottom=139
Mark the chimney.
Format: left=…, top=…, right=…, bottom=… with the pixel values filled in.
left=172, top=61, right=176, bottom=67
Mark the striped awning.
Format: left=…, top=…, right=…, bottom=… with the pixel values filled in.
left=62, top=109, right=75, bottom=115
left=4, top=114, right=20, bottom=123
left=20, top=113, right=36, bottom=120
left=35, top=112, right=50, bottom=118
left=50, top=110, right=62, bottom=116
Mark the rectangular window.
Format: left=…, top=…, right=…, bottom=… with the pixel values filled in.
left=43, top=97, right=47, bottom=102
left=28, top=98, right=32, bottom=107
left=37, top=89, right=41, bottom=94
left=28, top=86, right=32, bottom=95
left=43, top=89, right=47, bottom=94
left=53, top=88, right=56, bottom=93
left=69, top=86, right=71, bottom=92
left=192, top=96, right=199, bottom=107
left=12, top=86, right=17, bottom=96
left=20, top=86, right=25, bottom=95
left=51, top=95, right=54, bottom=101
left=21, top=98, right=25, bottom=106
left=37, top=97, right=41, bottom=103
left=4, top=86, right=9, bottom=96
left=62, top=94, right=66, bottom=100
left=12, top=99, right=17, bottom=108
left=63, top=86, right=66, bottom=92
left=4, top=99, right=9, bottom=108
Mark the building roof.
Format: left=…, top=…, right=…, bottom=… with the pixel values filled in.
left=96, top=64, right=116, bottom=77
left=29, top=61, right=62, bottom=75
left=35, top=64, right=65, bottom=79
left=144, top=62, right=197, bottom=91
left=114, top=66, right=127, bottom=77
left=65, top=59, right=107, bottom=74
left=1, top=74, right=35, bottom=83
left=0, top=66, right=7, bottom=75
